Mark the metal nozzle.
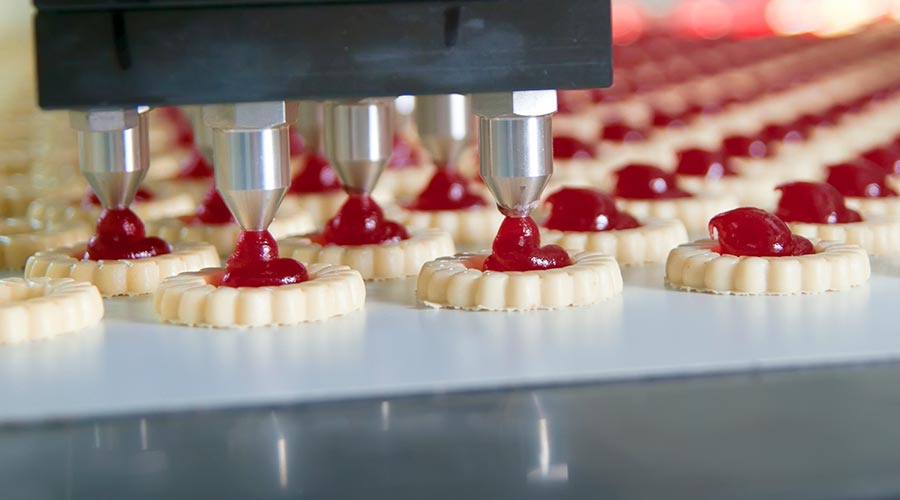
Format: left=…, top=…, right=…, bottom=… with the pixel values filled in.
left=413, top=94, right=471, bottom=169
left=472, top=90, right=557, bottom=217
left=295, top=101, right=323, bottom=152
left=202, top=101, right=297, bottom=231
left=70, top=106, right=150, bottom=209
left=183, top=105, right=214, bottom=159
left=323, top=98, right=393, bottom=195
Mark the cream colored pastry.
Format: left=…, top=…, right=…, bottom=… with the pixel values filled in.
left=788, top=216, right=900, bottom=256
left=148, top=209, right=314, bottom=256
left=375, top=165, right=436, bottom=202
left=282, top=229, right=455, bottom=280
left=0, top=277, right=104, bottom=343
left=844, top=196, right=900, bottom=217
left=385, top=204, right=504, bottom=247
left=665, top=239, right=870, bottom=295
left=416, top=251, right=622, bottom=311
left=0, top=218, right=92, bottom=270
left=542, top=218, right=688, bottom=265
left=280, top=192, right=348, bottom=228
left=596, top=139, right=677, bottom=171
left=676, top=175, right=781, bottom=209
left=145, top=147, right=195, bottom=180
left=616, top=193, right=739, bottom=235
left=145, top=178, right=213, bottom=204
left=1, top=181, right=86, bottom=218
left=24, top=241, right=219, bottom=297
left=27, top=191, right=195, bottom=225
left=153, top=262, right=365, bottom=328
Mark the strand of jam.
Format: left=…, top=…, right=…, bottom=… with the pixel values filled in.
left=312, top=194, right=408, bottom=246
left=218, top=230, right=308, bottom=287
left=614, top=164, right=692, bottom=199
left=544, top=188, right=639, bottom=231
left=288, top=153, right=342, bottom=194
left=675, top=148, right=735, bottom=179
left=708, top=207, right=814, bottom=257
left=483, top=216, right=571, bottom=272
left=84, top=208, right=171, bottom=260
left=775, top=181, right=862, bottom=224
left=83, top=187, right=155, bottom=207
left=826, top=162, right=896, bottom=198
left=405, top=168, right=485, bottom=211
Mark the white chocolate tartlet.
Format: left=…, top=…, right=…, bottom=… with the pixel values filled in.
left=787, top=217, right=900, bottom=256
left=24, top=241, right=219, bottom=297
left=154, top=263, right=365, bottom=328
left=542, top=218, right=688, bottom=265
left=416, top=251, right=623, bottom=311
left=0, top=277, right=103, bottom=343
left=282, top=229, right=455, bottom=280
left=665, top=239, right=870, bottom=295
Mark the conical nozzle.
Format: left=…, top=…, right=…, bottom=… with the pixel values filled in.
left=70, top=107, right=150, bottom=209
left=323, top=98, right=393, bottom=195
left=413, top=94, right=471, bottom=169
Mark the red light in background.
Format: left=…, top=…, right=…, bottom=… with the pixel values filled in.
left=612, top=0, right=647, bottom=45
left=671, top=0, right=734, bottom=39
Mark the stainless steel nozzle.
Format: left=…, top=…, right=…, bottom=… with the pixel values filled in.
left=202, top=101, right=297, bottom=231
left=322, top=98, right=393, bottom=195
left=413, top=94, right=471, bottom=169
left=472, top=90, right=557, bottom=217
left=295, top=101, right=323, bottom=152
left=183, top=105, right=214, bottom=159
left=70, top=106, right=150, bottom=209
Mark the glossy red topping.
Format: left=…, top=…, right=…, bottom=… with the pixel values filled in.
left=83, top=187, right=155, bottom=207
left=553, top=136, right=596, bottom=160
left=826, top=162, right=896, bottom=198
left=709, top=207, right=814, bottom=257
left=184, top=187, right=235, bottom=225
left=289, top=126, right=305, bottom=157
left=315, top=194, right=409, bottom=246
left=218, top=230, right=308, bottom=288
left=722, top=135, right=769, bottom=158
left=601, top=123, right=645, bottom=142
left=176, top=149, right=214, bottom=179
left=775, top=181, right=862, bottom=224
left=760, top=123, right=805, bottom=144
left=614, top=164, right=691, bottom=199
left=387, top=134, right=423, bottom=169
left=544, top=188, right=639, bottom=232
left=675, top=148, right=735, bottom=178
left=288, top=153, right=342, bottom=194
left=84, top=208, right=171, bottom=261
left=483, top=216, right=572, bottom=272
left=406, top=170, right=485, bottom=211
left=861, top=147, right=900, bottom=175
left=652, top=110, right=688, bottom=129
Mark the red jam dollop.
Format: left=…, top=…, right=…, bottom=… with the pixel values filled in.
left=406, top=169, right=485, bottom=211
left=709, top=207, right=814, bottom=257
left=722, top=135, right=769, bottom=158
left=614, top=164, right=692, bottom=199
left=84, top=208, right=171, bottom=261
left=83, top=187, right=155, bottom=207
left=218, top=230, right=308, bottom=288
left=601, top=123, right=645, bottom=143
left=387, top=134, right=423, bottom=169
left=553, top=136, right=596, bottom=160
left=861, top=147, right=900, bottom=176
left=759, top=123, right=805, bottom=144
left=675, top=148, right=735, bottom=179
left=288, top=153, right=342, bottom=194
left=483, top=216, right=572, bottom=272
left=176, top=149, right=214, bottom=179
left=775, top=181, right=862, bottom=224
left=826, top=162, right=896, bottom=198
left=183, top=187, right=235, bottom=225
left=544, top=187, right=640, bottom=232
left=315, top=194, right=409, bottom=246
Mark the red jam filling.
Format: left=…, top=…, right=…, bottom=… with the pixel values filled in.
left=183, top=187, right=235, bottom=225
left=861, top=147, right=900, bottom=176
left=387, top=134, right=423, bottom=169
left=84, top=208, right=171, bottom=261
left=601, top=123, right=645, bottom=143
left=288, top=153, right=342, bottom=194
left=614, top=164, right=692, bottom=199
left=709, top=207, right=814, bottom=257
left=483, top=216, right=572, bottom=272
left=83, top=187, right=155, bottom=207
left=176, top=148, right=214, bottom=179
left=544, top=188, right=639, bottom=232
left=652, top=110, right=688, bottom=129
left=218, top=230, right=308, bottom=288
left=313, top=194, right=409, bottom=246
left=553, top=136, right=596, bottom=160
left=722, top=135, right=769, bottom=158
left=760, top=123, right=805, bottom=144
left=675, top=148, right=735, bottom=179
left=775, top=181, right=862, bottom=224
left=406, top=169, right=485, bottom=211
left=826, top=162, right=896, bottom=198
